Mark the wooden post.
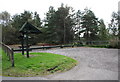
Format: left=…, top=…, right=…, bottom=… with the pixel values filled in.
left=21, top=34, right=24, bottom=55
left=4, top=46, right=7, bottom=54
left=11, top=48, right=14, bottom=67
left=7, top=49, right=10, bottom=61
left=26, top=33, right=29, bottom=58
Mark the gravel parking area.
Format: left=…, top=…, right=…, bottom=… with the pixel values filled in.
left=2, top=47, right=118, bottom=80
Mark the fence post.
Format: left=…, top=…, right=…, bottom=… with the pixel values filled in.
left=4, top=45, right=6, bottom=54
left=7, top=49, right=10, bottom=61
left=1, top=42, right=15, bottom=67
left=11, top=48, right=14, bottom=67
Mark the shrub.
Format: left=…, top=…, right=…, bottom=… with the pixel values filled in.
left=2, top=27, right=20, bottom=45
left=108, top=38, right=119, bottom=48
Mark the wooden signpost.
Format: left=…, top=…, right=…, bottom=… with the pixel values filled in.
left=19, top=22, right=42, bottom=58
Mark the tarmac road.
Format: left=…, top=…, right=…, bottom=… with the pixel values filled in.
left=2, top=47, right=118, bottom=80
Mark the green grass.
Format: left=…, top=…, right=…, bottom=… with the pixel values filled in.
left=2, top=51, right=77, bottom=77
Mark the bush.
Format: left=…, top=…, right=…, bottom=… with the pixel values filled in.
left=108, top=38, right=119, bottom=48
left=2, top=27, right=20, bottom=45
left=73, top=41, right=83, bottom=47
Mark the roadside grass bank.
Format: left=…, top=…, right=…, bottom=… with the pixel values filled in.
left=2, top=51, right=77, bottom=77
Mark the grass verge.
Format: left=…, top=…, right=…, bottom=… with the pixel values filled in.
left=2, top=51, right=77, bottom=77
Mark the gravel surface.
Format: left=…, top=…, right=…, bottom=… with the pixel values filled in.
left=2, top=47, right=118, bottom=80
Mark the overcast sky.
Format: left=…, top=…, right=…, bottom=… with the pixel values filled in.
left=0, top=0, right=119, bottom=27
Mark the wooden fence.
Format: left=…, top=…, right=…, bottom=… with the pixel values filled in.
left=1, top=42, right=14, bottom=67
left=13, top=45, right=74, bottom=51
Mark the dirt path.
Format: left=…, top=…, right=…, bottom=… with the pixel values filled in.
left=2, top=47, right=118, bottom=80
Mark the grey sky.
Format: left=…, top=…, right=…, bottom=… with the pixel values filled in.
left=0, top=0, right=119, bottom=27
